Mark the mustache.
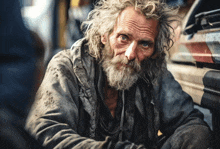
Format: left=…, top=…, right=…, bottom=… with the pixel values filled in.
left=102, top=44, right=142, bottom=75
left=111, top=56, right=152, bottom=83
left=110, top=55, right=139, bottom=68
left=110, top=56, right=151, bottom=85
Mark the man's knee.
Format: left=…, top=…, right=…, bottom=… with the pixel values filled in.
left=160, top=125, right=212, bottom=149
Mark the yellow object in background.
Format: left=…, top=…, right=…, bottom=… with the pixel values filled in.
left=58, top=0, right=67, bottom=48
left=71, top=0, right=80, bottom=7
left=71, top=0, right=90, bottom=7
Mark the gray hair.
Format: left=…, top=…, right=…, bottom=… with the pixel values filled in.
left=82, top=0, right=178, bottom=81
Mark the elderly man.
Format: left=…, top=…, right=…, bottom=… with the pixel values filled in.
left=25, top=0, right=212, bottom=148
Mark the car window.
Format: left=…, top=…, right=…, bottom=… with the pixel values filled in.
left=197, top=9, right=220, bottom=30
left=184, top=0, right=220, bottom=34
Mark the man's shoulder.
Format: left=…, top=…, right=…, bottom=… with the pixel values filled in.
left=70, top=38, right=87, bottom=49
left=46, top=38, right=96, bottom=83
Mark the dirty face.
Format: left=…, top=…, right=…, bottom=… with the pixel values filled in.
left=101, top=6, right=158, bottom=90
left=102, top=6, right=158, bottom=64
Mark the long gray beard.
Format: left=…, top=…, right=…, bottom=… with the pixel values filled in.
left=102, top=52, right=141, bottom=90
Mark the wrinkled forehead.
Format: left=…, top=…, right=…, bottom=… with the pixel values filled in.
left=113, top=6, right=158, bottom=38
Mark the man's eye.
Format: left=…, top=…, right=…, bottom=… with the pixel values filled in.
left=121, top=36, right=127, bottom=40
left=140, top=41, right=152, bottom=50
left=142, top=42, right=149, bottom=48
left=120, top=35, right=128, bottom=41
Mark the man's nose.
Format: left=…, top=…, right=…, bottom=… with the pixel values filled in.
left=125, top=41, right=137, bottom=60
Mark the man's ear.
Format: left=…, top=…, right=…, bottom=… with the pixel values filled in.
left=101, top=34, right=107, bottom=45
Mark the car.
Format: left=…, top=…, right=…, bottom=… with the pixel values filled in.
left=167, top=0, right=220, bottom=147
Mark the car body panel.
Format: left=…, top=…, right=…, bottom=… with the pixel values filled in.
left=168, top=0, right=220, bottom=145
left=168, top=0, right=220, bottom=107
left=171, top=29, right=220, bottom=64
left=168, top=63, right=220, bottom=109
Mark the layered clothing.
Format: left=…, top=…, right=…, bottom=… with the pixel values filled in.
left=26, top=39, right=211, bottom=149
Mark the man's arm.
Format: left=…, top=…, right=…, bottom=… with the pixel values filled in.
left=154, top=69, right=212, bottom=148
left=25, top=50, right=145, bottom=149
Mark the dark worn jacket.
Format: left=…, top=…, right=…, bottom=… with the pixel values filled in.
left=26, top=39, right=210, bottom=149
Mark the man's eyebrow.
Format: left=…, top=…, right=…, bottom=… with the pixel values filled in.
left=117, top=31, right=132, bottom=37
left=139, top=39, right=154, bottom=44
left=116, top=28, right=131, bottom=35
left=117, top=30, right=155, bottom=43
